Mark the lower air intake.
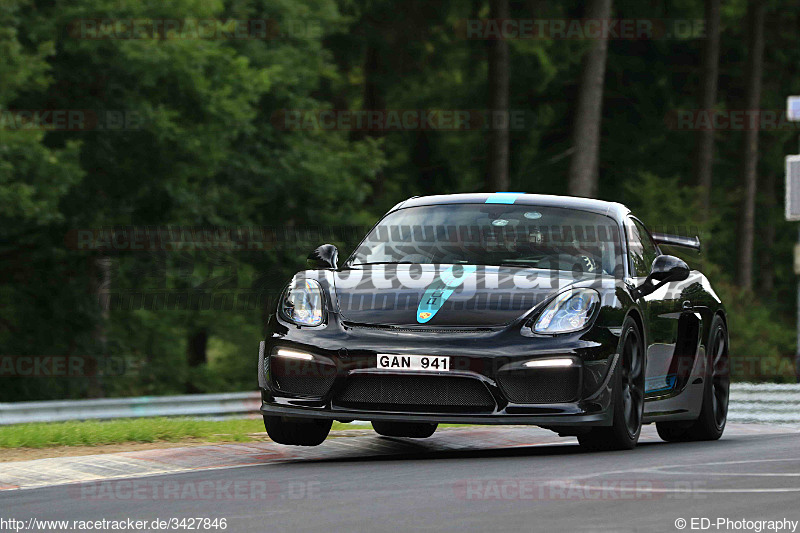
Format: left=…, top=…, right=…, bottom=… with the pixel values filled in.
left=497, top=368, right=581, bottom=404
left=270, top=358, right=336, bottom=397
left=334, top=374, right=496, bottom=413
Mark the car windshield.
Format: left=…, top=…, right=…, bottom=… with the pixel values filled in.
left=348, top=204, right=623, bottom=276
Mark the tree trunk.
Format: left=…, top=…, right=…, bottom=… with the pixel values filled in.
left=362, top=41, right=387, bottom=204
left=737, top=0, right=766, bottom=292
left=567, top=0, right=613, bottom=198
left=759, top=172, right=775, bottom=294
left=486, top=0, right=510, bottom=192
left=186, top=327, right=208, bottom=393
left=91, top=255, right=111, bottom=348
left=694, top=0, right=721, bottom=214
left=89, top=254, right=111, bottom=398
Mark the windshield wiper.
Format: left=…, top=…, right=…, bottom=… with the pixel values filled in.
left=489, top=261, right=541, bottom=268
left=349, top=261, right=419, bottom=267
left=502, top=260, right=540, bottom=265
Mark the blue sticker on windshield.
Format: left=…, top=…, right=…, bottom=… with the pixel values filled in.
left=417, top=265, right=477, bottom=323
left=485, top=192, right=524, bottom=204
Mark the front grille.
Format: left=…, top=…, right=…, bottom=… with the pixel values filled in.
left=270, top=357, right=336, bottom=397
left=334, top=374, right=496, bottom=413
left=497, top=368, right=581, bottom=404
left=257, top=342, right=266, bottom=389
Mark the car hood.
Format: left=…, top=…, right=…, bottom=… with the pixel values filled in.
left=331, top=264, right=592, bottom=328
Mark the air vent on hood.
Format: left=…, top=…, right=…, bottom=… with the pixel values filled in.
left=342, top=322, right=502, bottom=334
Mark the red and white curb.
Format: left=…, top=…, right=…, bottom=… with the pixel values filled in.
left=0, top=424, right=795, bottom=492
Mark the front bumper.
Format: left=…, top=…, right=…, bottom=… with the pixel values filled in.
left=260, top=401, right=612, bottom=426
left=258, top=314, right=620, bottom=427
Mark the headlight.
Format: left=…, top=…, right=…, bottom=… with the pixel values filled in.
left=532, top=288, right=600, bottom=334
left=280, top=279, right=325, bottom=326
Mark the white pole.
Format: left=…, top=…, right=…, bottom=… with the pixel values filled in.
left=797, top=225, right=800, bottom=382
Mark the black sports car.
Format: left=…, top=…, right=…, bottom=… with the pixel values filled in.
left=259, top=193, right=729, bottom=450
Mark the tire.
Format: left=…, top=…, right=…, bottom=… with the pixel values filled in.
left=578, top=316, right=645, bottom=451
left=372, top=421, right=437, bottom=438
left=656, top=315, right=729, bottom=442
left=655, top=420, right=693, bottom=442
left=263, top=415, right=332, bottom=446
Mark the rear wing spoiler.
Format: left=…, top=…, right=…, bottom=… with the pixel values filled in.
left=651, top=233, right=701, bottom=253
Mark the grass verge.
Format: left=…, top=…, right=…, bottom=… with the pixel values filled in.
left=0, top=418, right=361, bottom=448
left=0, top=418, right=263, bottom=448
left=0, top=418, right=477, bottom=449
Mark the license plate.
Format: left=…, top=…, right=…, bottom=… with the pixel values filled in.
left=377, top=354, right=450, bottom=371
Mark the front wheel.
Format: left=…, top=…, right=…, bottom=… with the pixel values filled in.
left=372, top=421, right=437, bottom=438
left=263, top=416, right=332, bottom=446
left=578, top=316, right=645, bottom=451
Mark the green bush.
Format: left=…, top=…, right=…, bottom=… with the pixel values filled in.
left=624, top=173, right=796, bottom=382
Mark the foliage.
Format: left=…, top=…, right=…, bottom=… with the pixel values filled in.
left=716, top=282, right=796, bottom=383
left=1, top=0, right=798, bottom=401
left=0, top=0, right=384, bottom=401
left=624, top=172, right=795, bottom=381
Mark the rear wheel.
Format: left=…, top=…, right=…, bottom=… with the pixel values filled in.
left=578, top=317, right=645, bottom=451
left=657, top=315, right=729, bottom=442
left=372, top=421, right=437, bottom=438
left=263, top=415, right=332, bottom=446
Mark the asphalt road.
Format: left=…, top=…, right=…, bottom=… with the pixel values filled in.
left=3, top=425, right=800, bottom=533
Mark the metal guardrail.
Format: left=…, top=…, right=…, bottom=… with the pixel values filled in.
left=0, top=392, right=262, bottom=425
left=0, top=384, right=797, bottom=425
left=728, top=383, right=800, bottom=424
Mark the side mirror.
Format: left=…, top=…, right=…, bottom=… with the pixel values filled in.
left=649, top=254, right=690, bottom=283
left=307, top=244, right=338, bottom=270
left=635, top=255, right=689, bottom=298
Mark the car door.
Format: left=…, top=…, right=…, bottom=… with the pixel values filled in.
left=624, top=217, right=684, bottom=399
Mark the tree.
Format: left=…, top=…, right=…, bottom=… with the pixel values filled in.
left=694, top=0, right=722, bottom=215
left=567, top=0, right=612, bottom=198
left=486, top=0, right=509, bottom=191
left=6, top=0, right=800, bottom=399
left=0, top=0, right=88, bottom=402
left=737, top=0, right=766, bottom=292
left=0, top=0, right=385, bottom=400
